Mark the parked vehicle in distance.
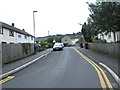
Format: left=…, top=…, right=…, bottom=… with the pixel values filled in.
left=67, top=44, right=72, bottom=47
left=67, top=44, right=76, bottom=47
left=53, top=43, right=64, bottom=51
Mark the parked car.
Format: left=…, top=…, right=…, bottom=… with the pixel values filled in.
left=53, top=43, right=63, bottom=51
left=61, top=43, right=64, bottom=48
left=35, top=44, right=41, bottom=47
left=67, top=44, right=72, bottom=47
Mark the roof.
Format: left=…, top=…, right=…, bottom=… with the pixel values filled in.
left=0, top=21, right=34, bottom=37
left=70, top=35, right=80, bottom=39
left=62, top=35, right=83, bottom=40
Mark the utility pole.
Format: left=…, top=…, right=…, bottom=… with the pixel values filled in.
left=48, top=30, right=49, bottom=36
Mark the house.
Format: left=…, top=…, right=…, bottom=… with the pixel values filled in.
left=62, top=36, right=72, bottom=44
left=62, top=35, right=83, bottom=45
left=0, top=22, right=34, bottom=44
left=98, top=31, right=120, bottom=43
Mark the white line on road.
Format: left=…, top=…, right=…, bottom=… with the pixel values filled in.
left=99, top=62, right=120, bottom=86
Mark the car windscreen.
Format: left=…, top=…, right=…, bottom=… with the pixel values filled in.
left=54, top=44, right=62, bottom=46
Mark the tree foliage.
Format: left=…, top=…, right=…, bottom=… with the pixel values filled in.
left=76, top=37, right=85, bottom=44
left=81, top=22, right=92, bottom=42
left=54, top=37, right=62, bottom=43
left=46, top=37, right=54, bottom=43
left=87, top=2, right=120, bottom=35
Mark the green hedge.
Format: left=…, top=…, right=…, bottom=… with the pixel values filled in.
left=93, top=40, right=107, bottom=43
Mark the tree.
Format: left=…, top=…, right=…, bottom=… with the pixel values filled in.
left=55, top=37, right=62, bottom=43
left=76, top=37, right=85, bottom=44
left=39, top=40, right=47, bottom=45
left=73, top=32, right=76, bottom=35
left=81, top=22, right=92, bottom=42
left=87, top=2, right=120, bottom=41
left=46, top=37, right=54, bottom=43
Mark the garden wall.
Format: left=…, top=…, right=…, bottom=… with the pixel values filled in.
left=1, top=43, right=34, bottom=64
left=88, top=43, right=120, bottom=58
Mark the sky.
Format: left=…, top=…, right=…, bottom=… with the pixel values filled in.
left=0, top=0, right=96, bottom=37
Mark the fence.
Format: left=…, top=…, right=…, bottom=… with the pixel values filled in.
left=0, top=43, right=34, bottom=64
left=0, top=44, right=2, bottom=65
left=88, top=43, right=120, bottom=57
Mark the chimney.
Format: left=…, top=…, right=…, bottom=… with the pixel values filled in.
left=12, top=23, right=14, bottom=27
left=23, top=29, right=25, bottom=31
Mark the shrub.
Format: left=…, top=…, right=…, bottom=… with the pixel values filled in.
left=93, top=40, right=106, bottom=43
left=92, top=37, right=99, bottom=41
left=45, top=45, right=49, bottom=49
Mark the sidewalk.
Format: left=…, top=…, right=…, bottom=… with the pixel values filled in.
left=2, top=49, right=52, bottom=74
left=75, top=46, right=118, bottom=76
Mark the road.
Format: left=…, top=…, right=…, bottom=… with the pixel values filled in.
left=2, top=47, right=112, bottom=88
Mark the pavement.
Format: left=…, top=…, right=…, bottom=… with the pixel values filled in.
left=2, top=49, right=52, bottom=74
left=74, top=46, right=119, bottom=85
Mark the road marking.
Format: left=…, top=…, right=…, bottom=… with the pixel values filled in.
left=0, top=51, right=52, bottom=79
left=0, top=76, right=15, bottom=84
left=73, top=47, right=113, bottom=89
left=87, top=57, right=113, bottom=89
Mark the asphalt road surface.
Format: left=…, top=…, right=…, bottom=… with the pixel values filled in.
left=2, top=47, right=113, bottom=88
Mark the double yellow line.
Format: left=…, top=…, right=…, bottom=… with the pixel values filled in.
left=73, top=47, right=113, bottom=90
left=0, top=76, right=14, bottom=84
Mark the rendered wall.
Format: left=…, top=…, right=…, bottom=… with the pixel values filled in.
left=1, top=43, right=34, bottom=64
left=88, top=43, right=120, bottom=58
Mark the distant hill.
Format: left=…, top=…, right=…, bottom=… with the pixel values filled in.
left=35, top=32, right=83, bottom=42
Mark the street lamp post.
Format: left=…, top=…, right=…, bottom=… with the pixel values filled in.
left=33, top=11, right=37, bottom=54
left=78, top=23, right=84, bottom=48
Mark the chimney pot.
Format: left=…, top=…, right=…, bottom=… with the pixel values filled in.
left=23, top=29, right=25, bottom=31
left=12, top=23, right=14, bottom=27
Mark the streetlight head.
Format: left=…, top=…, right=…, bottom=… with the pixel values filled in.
left=78, top=23, right=82, bottom=25
left=33, top=11, right=37, bottom=13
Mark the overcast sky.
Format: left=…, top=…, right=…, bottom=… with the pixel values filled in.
left=0, top=0, right=96, bottom=37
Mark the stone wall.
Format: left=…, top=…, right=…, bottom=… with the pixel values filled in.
left=88, top=43, right=120, bottom=57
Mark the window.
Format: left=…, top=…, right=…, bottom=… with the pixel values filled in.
left=25, top=35, right=27, bottom=39
left=2, top=42, right=6, bottom=44
left=100, top=35, right=104, bottom=40
left=18, top=35, right=21, bottom=38
left=0, top=27, right=3, bottom=34
left=9, top=30, right=14, bottom=37
left=31, top=36, right=33, bottom=40
left=108, top=33, right=111, bottom=38
left=65, top=39, right=67, bottom=41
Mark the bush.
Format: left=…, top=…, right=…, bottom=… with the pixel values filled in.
left=92, top=37, right=99, bottom=41
left=76, top=38, right=85, bottom=44
left=39, top=47, right=46, bottom=51
left=45, top=45, right=49, bottom=49
left=47, top=43, right=53, bottom=48
left=93, top=40, right=106, bottom=43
